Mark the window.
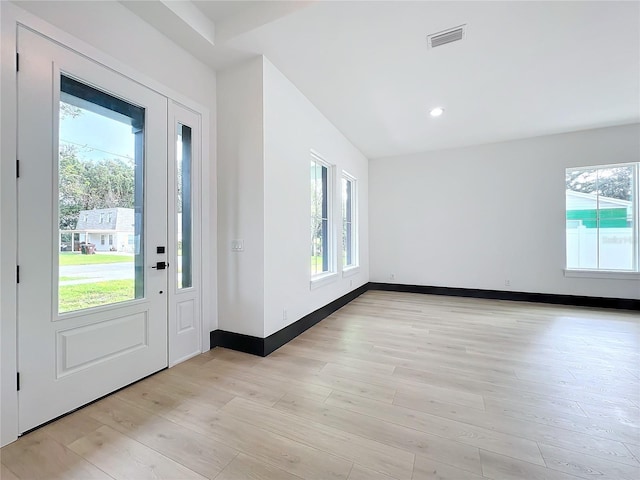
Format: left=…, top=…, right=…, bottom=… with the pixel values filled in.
left=311, top=153, right=333, bottom=277
left=58, top=75, right=144, bottom=311
left=176, top=123, right=193, bottom=289
left=342, top=174, right=357, bottom=269
left=566, top=163, right=638, bottom=272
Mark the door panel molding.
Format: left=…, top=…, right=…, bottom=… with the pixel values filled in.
left=57, top=312, right=148, bottom=376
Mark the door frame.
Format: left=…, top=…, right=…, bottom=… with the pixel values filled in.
left=168, top=101, right=204, bottom=367
left=1, top=3, right=215, bottom=446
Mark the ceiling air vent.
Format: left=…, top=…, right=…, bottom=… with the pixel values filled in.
left=427, top=25, right=466, bottom=48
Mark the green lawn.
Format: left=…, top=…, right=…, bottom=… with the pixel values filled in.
left=59, top=276, right=91, bottom=282
left=59, top=253, right=132, bottom=266
left=59, top=279, right=135, bottom=313
left=311, top=255, right=324, bottom=272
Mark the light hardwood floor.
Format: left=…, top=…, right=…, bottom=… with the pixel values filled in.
left=2, top=291, right=639, bottom=479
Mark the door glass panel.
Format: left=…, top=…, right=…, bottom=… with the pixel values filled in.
left=58, top=75, right=145, bottom=313
left=342, top=177, right=353, bottom=267
left=177, top=124, right=192, bottom=289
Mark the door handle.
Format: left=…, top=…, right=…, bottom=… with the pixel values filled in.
left=151, top=261, right=169, bottom=270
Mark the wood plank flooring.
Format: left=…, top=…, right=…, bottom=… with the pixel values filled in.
left=2, top=291, right=639, bottom=479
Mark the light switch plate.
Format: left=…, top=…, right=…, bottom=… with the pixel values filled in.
left=231, top=239, right=244, bottom=252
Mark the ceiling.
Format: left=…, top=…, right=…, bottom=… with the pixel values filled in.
left=192, top=0, right=264, bottom=22
left=109, top=2, right=640, bottom=158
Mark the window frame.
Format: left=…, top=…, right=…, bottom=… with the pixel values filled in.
left=341, top=171, right=359, bottom=274
left=565, top=162, right=639, bottom=274
left=310, top=151, right=336, bottom=287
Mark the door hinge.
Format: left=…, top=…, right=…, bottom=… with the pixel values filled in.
left=17, top=372, right=20, bottom=391
left=16, top=159, right=20, bottom=178
left=16, top=53, right=19, bottom=72
left=16, top=265, right=20, bottom=283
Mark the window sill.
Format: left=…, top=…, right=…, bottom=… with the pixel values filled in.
left=310, top=272, right=338, bottom=290
left=564, top=269, right=640, bottom=280
left=342, top=266, right=360, bottom=278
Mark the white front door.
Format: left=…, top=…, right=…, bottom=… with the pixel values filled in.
left=17, top=26, right=169, bottom=432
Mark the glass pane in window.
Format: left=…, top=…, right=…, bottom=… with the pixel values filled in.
left=177, top=124, right=193, bottom=289
left=310, top=159, right=332, bottom=276
left=310, top=160, right=322, bottom=275
left=342, top=177, right=353, bottom=267
left=342, top=219, right=347, bottom=268
left=58, top=75, right=144, bottom=313
left=566, top=168, right=598, bottom=269
left=321, top=217, right=329, bottom=272
left=346, top=222, right=353, bottom=266
left=321, top=164, right=328, bottom=272
left=596, top=166, right=634, bottom=270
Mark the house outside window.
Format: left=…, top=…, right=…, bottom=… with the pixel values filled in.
left=342, top=173, right=357, bottom=269
left=566, top=163, right=638, bottom=272
left=311, top=153, right=334, bottom=278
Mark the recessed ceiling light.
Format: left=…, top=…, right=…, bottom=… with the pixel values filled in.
left=430, top=107, right=444, bottom=117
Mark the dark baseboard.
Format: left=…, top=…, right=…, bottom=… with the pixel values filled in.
left=210, top=282, right=638, bottom=357
left=210, top=283, right=369, bottom=357
left=263, top=283, right=369, bottom=355
left=368, top=282, right=640, bottom=311
left=209, top=330, right=265, bottom=356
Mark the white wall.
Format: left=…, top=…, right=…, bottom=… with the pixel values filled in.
left=263, top=58, right=369, bottom=337
left=217, top=56, right=370, bottom=338
left=1, top=1, right=217, bottom=445
left=217, top=57, right=265, bottom=337
left=370, top=124, right=640, bottom=300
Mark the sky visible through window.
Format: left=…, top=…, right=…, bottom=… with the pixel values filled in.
left=60, top=103, right=135, bottom=161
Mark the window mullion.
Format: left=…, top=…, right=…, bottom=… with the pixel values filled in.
left=596, top=168, right=600, bottom=270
